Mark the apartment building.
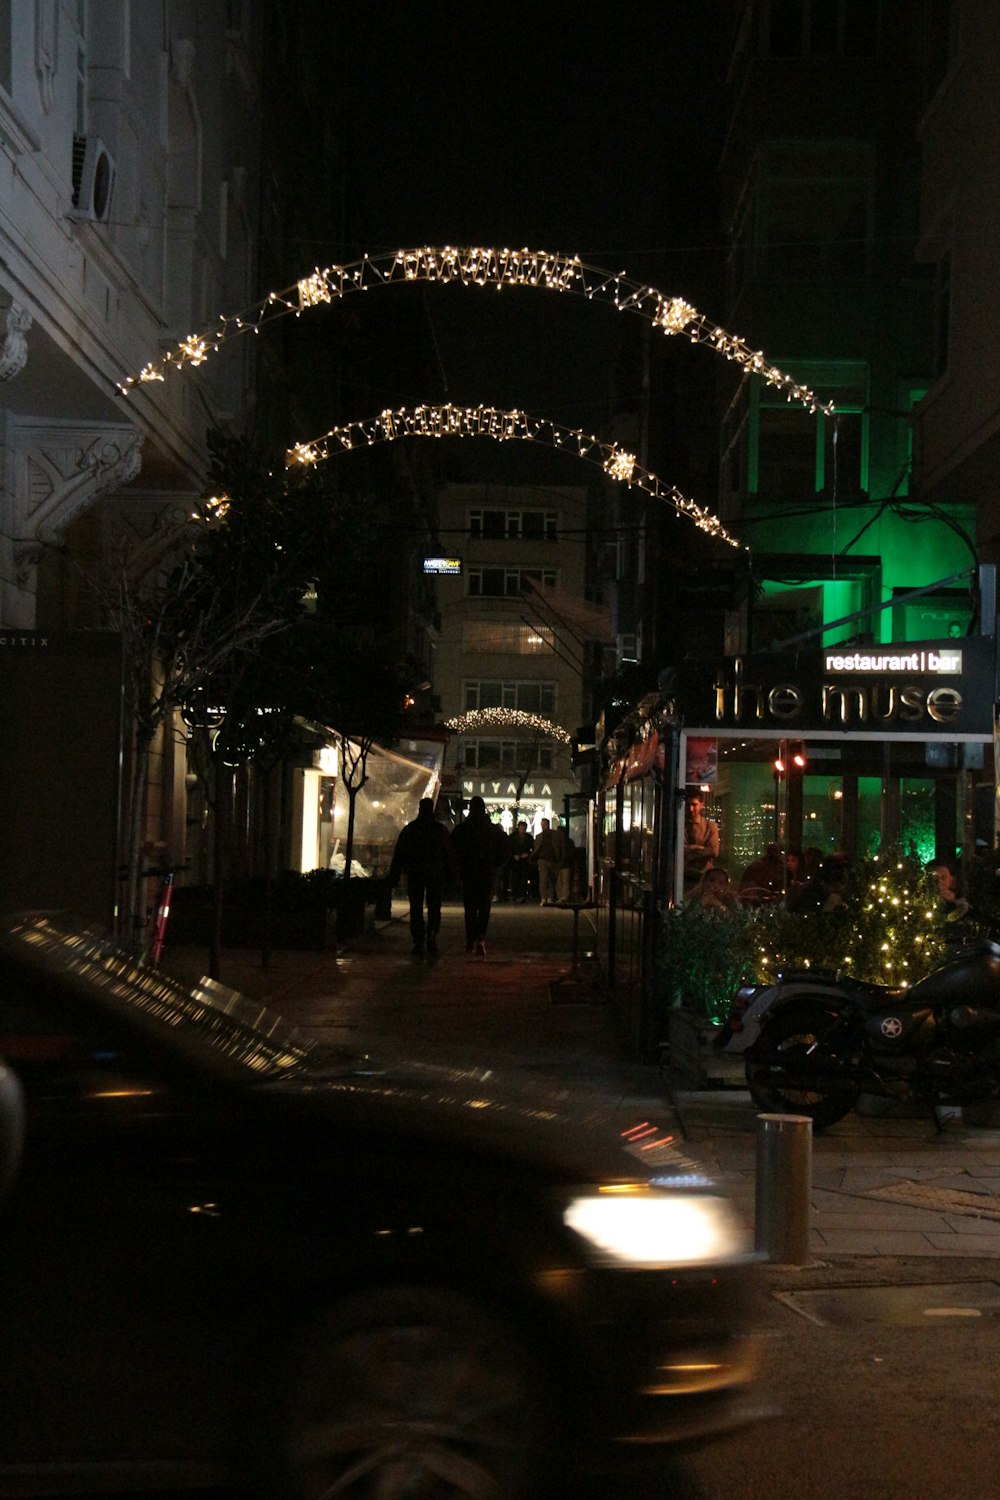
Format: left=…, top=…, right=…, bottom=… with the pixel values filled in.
left=433, top=480, right=606, bottom=835
left=913, top=3, right=1000, bottom=558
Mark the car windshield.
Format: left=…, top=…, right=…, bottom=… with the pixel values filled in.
left=0, top=913, right=324, bottom=1081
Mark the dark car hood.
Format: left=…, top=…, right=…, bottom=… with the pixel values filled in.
left=0, top=912, right=723, bottom=1195
left=265, top=1048, right=716, bottom=1188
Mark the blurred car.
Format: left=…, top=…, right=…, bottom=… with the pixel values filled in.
left=0, top=911, right=762, bottom=1498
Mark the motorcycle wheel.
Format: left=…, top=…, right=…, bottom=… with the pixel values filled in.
left=745, top=1005, right=860, bottom=1131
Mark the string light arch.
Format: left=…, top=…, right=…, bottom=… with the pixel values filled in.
left=287, top=402, right=746, bottom=550
left=116, top=244, right=835, bottom=417
left=444, top=708, right=573, bottom=743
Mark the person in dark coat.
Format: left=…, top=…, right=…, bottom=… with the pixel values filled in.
left=451, top=795, right=510, bottom=955
left=388, top=798, right=457, bottom=955
left=786, top=855, right=849, bottom=915
left=507, top=819, right=535, bottom=903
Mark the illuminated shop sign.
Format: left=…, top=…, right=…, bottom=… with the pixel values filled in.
left=690, top=638, right=993, bottom=735
left=423, top=557, right=462, bottom=575
left=824, top=649, right=962, bottom=675
left=463, top=779, right=554, bottom=798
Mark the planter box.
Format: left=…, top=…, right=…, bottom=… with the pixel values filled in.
left=168, top=877, right=375, bottom=950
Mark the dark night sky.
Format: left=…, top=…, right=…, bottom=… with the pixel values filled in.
left=308, top=4, right=730, bottom=472
left=339, top=5, right=725, bottom=266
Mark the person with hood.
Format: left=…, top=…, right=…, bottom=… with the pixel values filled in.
left=451, top=796, right=510, bottom=955
left=387, top=798, right=457, bottom=955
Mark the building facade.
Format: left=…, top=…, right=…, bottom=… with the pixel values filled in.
left=593, top=0, right=1000, bottom=1051
left=433, top=480, right=609, bottom=845
left=913, top=3, right=1000, bottom=557
left=0, top=1, right=266, bottom=919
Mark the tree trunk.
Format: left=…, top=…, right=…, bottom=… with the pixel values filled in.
left=260, top=758, right=276, bottom=971
left=344, top=784, right=358, bottom=882
left=123, top=727, right=153, bottom=954
left=210, top=763, right=231, bottom=980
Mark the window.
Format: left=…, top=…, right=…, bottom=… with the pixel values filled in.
left=468, top=566, right=557, bottom=598
left=766, top=0, right=879, bottom=58
left=463, top=622, right=554, bottom=654
left=75, top=0, right=88, bottom=135
left=0, top=1, right=12, bottom=92
left=460, top=739, right=555, bottom=772
left=753, top=362, right=868, bottom=501
left=756, top=143, right=874, bottom=282
left=468, top=508, right=557, bottom=541
left=463, top=680, right=557, bottom=714
left=750, top=563, right=878, bottom=652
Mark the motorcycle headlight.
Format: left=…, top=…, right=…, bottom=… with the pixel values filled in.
left=563, top=1185, right=750, bottom=1268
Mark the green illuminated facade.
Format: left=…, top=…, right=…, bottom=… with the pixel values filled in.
left=717, top=4, right=970, bottom=654
left=700, top=0, right=984, bottom=871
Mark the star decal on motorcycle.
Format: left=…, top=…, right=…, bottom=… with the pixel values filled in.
left=880, top=1016, right=905, bottom=1038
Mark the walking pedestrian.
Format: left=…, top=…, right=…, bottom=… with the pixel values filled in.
left=387, top=798, right=457, bottom=955
left=451, top=796, right=510, bottom=955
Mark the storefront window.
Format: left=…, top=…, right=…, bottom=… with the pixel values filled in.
left=700, top=734, right=988, bottom=900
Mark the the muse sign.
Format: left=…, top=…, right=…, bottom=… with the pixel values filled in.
left=684, top=638, right=994, bottom=735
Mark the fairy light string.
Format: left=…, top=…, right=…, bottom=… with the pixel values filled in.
left=287, top=402, right=745, bottom=550
left=445, top=708, right=573, bottom=742
left=116, top=244, right=835, bottom=417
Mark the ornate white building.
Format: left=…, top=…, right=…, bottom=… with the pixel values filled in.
left=0, top=0, right=262, bottom=629
left=0, top=1, right=266, bottom=918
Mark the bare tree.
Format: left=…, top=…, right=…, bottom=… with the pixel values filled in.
left=103, top=545, right=291, bottom=951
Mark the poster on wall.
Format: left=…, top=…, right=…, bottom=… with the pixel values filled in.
left=686, top=736, right=718, bottom=786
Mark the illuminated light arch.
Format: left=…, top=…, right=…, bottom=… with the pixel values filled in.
left=444, top=709, right=573, bottom=744
left=287, top=402, right=746, bottom=551
left=116, top=244, right=834, bottom=417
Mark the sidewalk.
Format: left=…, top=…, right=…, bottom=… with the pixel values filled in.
left=168, top=897, right=1000, bottom=1263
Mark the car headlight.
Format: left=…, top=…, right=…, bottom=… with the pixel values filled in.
left=564, top=1185, right=750, bottom=1268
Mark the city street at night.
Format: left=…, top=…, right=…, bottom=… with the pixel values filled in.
left=4, top=2, right=1000, bottom=1497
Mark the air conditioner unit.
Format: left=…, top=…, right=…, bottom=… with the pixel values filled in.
left=71, top=135, right=115, bottom=223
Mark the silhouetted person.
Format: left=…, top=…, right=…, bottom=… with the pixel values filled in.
left=508, top=819, right=534, bottom=902
left=388, top=798, right=457, bottom=955
left=688, top=865, right=740, bottom=913
left=738, top=843, right=785, bottom=905
left=451, top=796, right=510, bottom=955
left=787, top=856, right=850, bottom=915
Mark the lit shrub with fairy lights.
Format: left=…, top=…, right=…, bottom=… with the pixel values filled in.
left=657, top=849, right=950, bottom=1026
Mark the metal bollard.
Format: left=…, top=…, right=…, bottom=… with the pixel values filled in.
left=754, top=1113, right=812, bottom=1266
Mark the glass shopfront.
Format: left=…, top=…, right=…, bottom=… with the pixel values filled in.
left=671, top=634, right=996, bottom=900
left=675, top=731, right=992, bottom=901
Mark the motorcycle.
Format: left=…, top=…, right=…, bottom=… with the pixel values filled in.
left=719, top=938, right=1000, bottom=1130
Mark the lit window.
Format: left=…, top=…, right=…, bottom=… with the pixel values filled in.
left=463, top=623, right=555, bottom=654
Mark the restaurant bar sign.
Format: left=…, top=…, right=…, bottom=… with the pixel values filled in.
left=691, top=637, right=995, bottom=735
